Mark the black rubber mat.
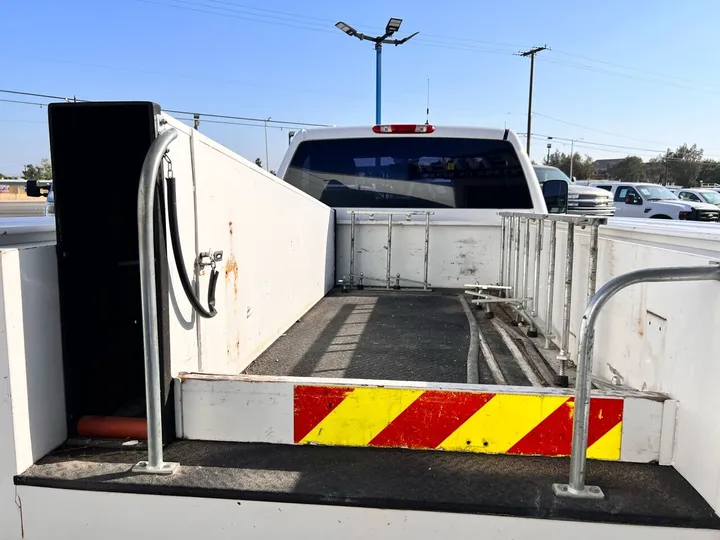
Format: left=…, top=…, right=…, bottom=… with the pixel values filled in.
left=16, top=440, right=720, bottom=530
left=243, top=290, right=470, bottom=383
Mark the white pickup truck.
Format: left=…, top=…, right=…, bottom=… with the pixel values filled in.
left=277, top=124, right=563, bottom=215
left=533, top=165, right=614, bottom=217
left=577, top=180, right=719, bottom=221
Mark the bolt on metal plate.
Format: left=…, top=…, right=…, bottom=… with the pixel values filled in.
left=132, top=461, right=179, bottom=475
left=552, top=483, right=605, bottom=500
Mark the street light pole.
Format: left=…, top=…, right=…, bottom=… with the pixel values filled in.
left=335, top=18, right=419, bottom=124
left=375, top=43, right=382, bottom=124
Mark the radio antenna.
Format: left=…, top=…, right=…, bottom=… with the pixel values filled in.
left=425, top=78, right=430, bottom=124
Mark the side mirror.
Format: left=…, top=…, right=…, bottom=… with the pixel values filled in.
left=542, top=179, right=568, bottom=214
left=624, top=194, right=641, bottom=205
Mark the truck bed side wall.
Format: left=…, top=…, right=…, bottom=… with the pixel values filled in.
left=530, top=219, right=720, bottom=512
left=162, top=116, right=335, bottom=376
left=0, top=246, right=65, bottom=539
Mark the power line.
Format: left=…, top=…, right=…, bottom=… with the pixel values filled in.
left=0, top=89, right=73, bottom=101
left=552, top=49, right=720, bottom=90
left=529, top=133, right=720, bottom=159
left=137, top=0, right=529, bottom=50
left=0, top=88, right=331, bottom=128
left=531, top=112, right=671, bottom=146
left=165, top=108, right=331, bottom=127
left=0, top=98, right=50, bottom=107
left=130, top=0, right=720, bottom=97
left=174, top=116, right=292, bottom=129
left=542, top=58, right=720, bottom=95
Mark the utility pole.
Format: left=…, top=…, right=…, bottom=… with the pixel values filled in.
left=264, top=117, right=271, bottom=171
left=569, top=137, right=583, bottom=180
left=517, top=45, right=549, bottom=155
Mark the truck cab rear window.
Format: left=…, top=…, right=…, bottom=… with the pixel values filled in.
left=284, top=137, right=533, bottom=209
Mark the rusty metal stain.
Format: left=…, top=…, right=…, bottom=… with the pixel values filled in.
left=225, top=256, right=238, bottom=297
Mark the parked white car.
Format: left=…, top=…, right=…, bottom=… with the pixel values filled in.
left=673, top=188, right=720, bottom=209
left=577, top=181, right=719, bottom=221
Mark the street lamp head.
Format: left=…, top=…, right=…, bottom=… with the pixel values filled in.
left=386, top=17, right=403, bottom=34
left=335, top=21, right=357, bottom=36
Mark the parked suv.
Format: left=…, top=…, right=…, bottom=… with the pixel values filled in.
left=578, top=181, right=719, bottom=221
left=533, top=165, right=615, bottom=216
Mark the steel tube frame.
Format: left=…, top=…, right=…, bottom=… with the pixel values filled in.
left=346, top=210, right=433, bottom=292
left=386, top=214, right=393, bottom=289
left=506, top=217, right=515, bottom=292
left=499, top=217, right=507, bottom=287
left=531, top=219, right=542, bottom=316
left=544, top=221, right=558, bottom=348
left=349, top=212, right=356, bottom=286
left=554, top=264, right=720, bottom=499
left=134, top=127, right=180, bottom=475
left=513, top=217, right=521, bottom=298
left=557, top=222, right=575, bottom=377
left=521, top=218, right=531, bottom=310
left=586, top=224, right=600, bottom=305
left=423, top=212, right=430, bottom=290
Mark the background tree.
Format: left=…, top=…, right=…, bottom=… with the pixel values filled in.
left=21, top=158, right=52, bottom=180
left=658, top=144, right=705, bottom=187
left=607, top=156, right=645, bottom=181
left=696, top=161, right=720, bottom=186
left=543, top=150, right=595, bottom=179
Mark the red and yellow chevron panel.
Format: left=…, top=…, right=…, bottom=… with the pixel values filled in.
left=294, top=385, right=624, bottom=460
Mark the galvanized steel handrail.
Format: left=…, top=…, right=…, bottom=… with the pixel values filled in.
left=134, top=127, right=179, bottom=475
left=554, top=264, right=720, bottom=499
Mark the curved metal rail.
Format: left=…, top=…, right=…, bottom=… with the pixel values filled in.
left=554, top=264, right=720, bottom=499
left=134, top=127, right=179, bottom=475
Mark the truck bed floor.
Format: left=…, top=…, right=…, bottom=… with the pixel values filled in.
left=243, top=290, right=470, bottom=383
left=15, top=440, right=719, bottom=530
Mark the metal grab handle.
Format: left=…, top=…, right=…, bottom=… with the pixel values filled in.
left=134, top=127, right=180, bottom=475
left=554, top=264, right=720, bottom=499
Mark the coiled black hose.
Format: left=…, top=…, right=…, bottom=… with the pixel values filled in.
left=165, top=176, right=218, bottom=319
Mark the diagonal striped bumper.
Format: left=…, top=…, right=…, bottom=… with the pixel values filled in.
left=177, top=374, right=675, bottom=464
left=294, top=386, right=623, bottom=459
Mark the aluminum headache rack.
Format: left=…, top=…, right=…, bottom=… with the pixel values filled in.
left=341, top=209, right=434, bottom=291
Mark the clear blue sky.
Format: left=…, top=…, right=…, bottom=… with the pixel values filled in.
left=2, top=0, right=719, bottom=174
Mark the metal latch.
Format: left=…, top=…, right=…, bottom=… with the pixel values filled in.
left=198, top=249, right=223, bottom=269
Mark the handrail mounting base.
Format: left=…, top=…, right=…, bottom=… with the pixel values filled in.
left=553, top=483, right=605, bottom=500
left=132, top=460, right=179, bottom=475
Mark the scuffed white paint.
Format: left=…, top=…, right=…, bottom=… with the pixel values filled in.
left=17, top=486, right=720, bottom=540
